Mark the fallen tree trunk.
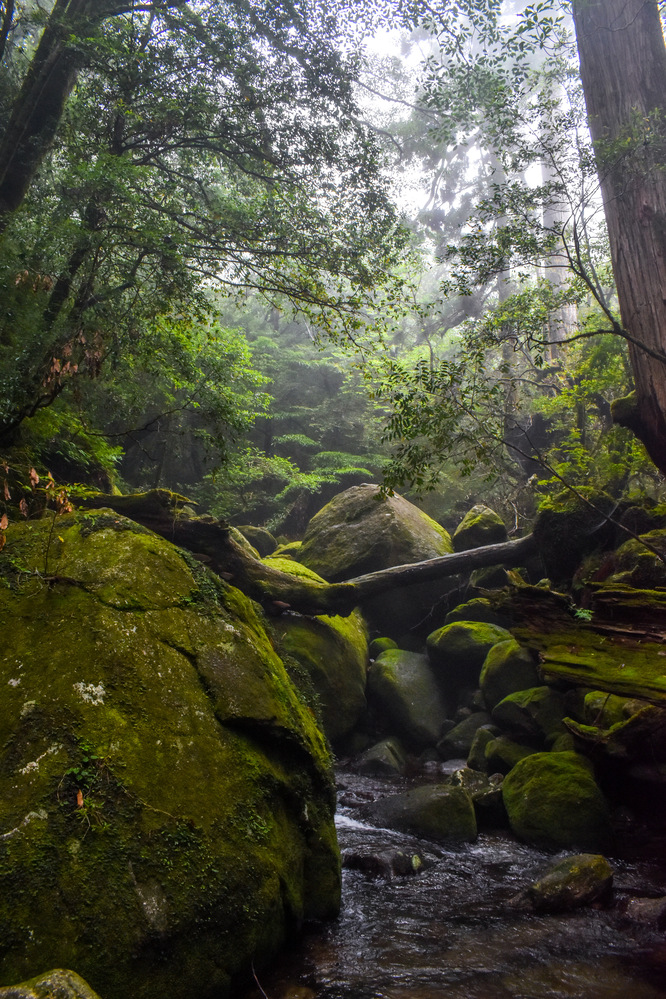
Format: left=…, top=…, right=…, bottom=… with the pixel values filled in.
left=78, top=490, right=538, bottom=617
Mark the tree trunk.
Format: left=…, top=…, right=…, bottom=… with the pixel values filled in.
left=572, top=0, right=666, bottom=473
left=77, top=489, right=537, bottom=617
left=0, top=1, right=184, bottom=231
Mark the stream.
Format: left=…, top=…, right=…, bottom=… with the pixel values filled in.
left=242, top=766, right=666, bottom=999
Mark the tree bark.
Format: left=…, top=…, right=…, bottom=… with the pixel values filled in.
left=78, top=489, right=537, bottom=617
left=572, top=0, right=666, bottom=473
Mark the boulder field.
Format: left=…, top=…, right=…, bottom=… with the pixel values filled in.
left=3, top=484, right=666, bottom=997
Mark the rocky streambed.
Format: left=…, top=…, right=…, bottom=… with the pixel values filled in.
left=239, top=766, right=666, bottom=999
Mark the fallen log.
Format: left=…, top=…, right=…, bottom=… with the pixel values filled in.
left=77, top=489, right=538, bottom=617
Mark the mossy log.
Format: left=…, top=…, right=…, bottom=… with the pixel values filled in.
left=77, top=490, right=537, bottom=617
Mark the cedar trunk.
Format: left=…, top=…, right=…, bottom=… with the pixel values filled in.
left=572, top=0, right=666, bottom=473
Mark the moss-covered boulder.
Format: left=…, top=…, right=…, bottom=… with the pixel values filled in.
left=502, top=752, right=611, bottom=850
left=491, top=687, right=567, bottom=745
left=271, top=540, right=302, bottom=559
left=369, top=636, right=398, bottom=658
left=484, top=735, right=539, bottom=775
left=426, top=621, right=512, bottom=695
left=0, top=513, right=340, bottom=999
left=444, top=598, right=511, bottom=628
left=263, top=557, right=368, bottom=746
left=452, top=505, right=508, bottom=552
left=297, top=484, right=454, bottom=638
left=467, top=726, right=498, bottom=772
left=605, top=530, right=666, bottom=588
left=236, top=525, right=278, bottom=557
left=0, top=969, right=102, bottom=999
left=436, top=712, right=492, bottom=760
left=367, top=650, right=451, bottom=750
left=522, top=854, right=614, bottom=914
left=355, top=737, right=407, bottom=776
left=357, top=785, right=477, bottom=843
left=533, top=491, right=617, bottom=583
left=479, top=639, right=541, bottom=710
left=583, top=690, right=634, bottom=728
left=566, top=701, right=666, bottom=763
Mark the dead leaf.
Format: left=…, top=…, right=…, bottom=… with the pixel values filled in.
left=0, top=535, right=5, bottom=552
left=3, top=480, right=10, bottom=501
left=29, top=467, right=39, bottom=487
left=0, top=514, right=7, bottom=530
left=19, top=498, right=28, bottom=517
left=76, top=790, right=84, bottom=808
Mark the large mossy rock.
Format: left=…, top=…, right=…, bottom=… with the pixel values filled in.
left=479, top=639, right=541, bottom=710
left=297, top=484, right=454, bottom=639
left=236, top=525, right=278, bottom=557
left=502, top=752, right=610, bottom=850
left=367, top=650, right=451, bottom=750
left=358, top=785, right=477, bottom=843
left=0, top=969, right=102, bottom=999
left=426, top=621, right=513, bottom=696
left=605, top=529, right=666, bottom=588
left=263, top=557, right=368, bottom=746
left=452, top=505, right=508, bottom=552
left=0, top=513, right=340, bottom=999
left=491, top=686, right=567, bottom=745
left=533, top=492, right=616, bottom=583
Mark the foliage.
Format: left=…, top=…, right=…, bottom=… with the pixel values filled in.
left=0, top=0, right=411, bottom=444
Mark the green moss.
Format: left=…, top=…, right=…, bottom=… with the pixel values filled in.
left=298, top=483, right=453, bottom=582
left=427, top=621, right=512, bottom=690
left=368, top=650, right=450, bottom=749
left=484, top=735, right=538, bottom=774
left=452, top=505, right=507, bottom=552
left=270, top=541, right=302, bottom=559
left=444, top=598, right=510, bottom=627
left=479, top=639, right=540, bottom=710
left=502, top=752, right=610, bottom=850
left=369, top=636, right=398, bottom=657
left=527, top=854, right=614, bottom=914
left=0, top=967, right=103, bottom=998
left=0, top=515, right=340, bottom=999
left=263, top=557, right=368, bottom=744
left=491, top=686, right=567, bottom=744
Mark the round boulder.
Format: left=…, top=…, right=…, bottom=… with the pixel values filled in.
left=236, top=525, right=277, bottom=557
left=367, top=650, right=451, bottom=750
left=502, top=752, right=611, bottom=850
left=355, top=737, right=407, bottom=777
left=0, top=969, right=101, bottom=999
left=479, top=639, right=541, bottom=710
left=297, top=484, right=454, bottom=638
left=491, top=686, right=567, bottom=744
left=523, top=854, right=614, bottom=913
left=437, top=712, right=492, bottom=760
left=358, top=785, right=477, bottom=843
left=452, top=505, right=508, bottom=552
left=427, top=621, right=512, bottom=695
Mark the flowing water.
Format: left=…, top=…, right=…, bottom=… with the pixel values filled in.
left=242, top=766, right=666, bottom=999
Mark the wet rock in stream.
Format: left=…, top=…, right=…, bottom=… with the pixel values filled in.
left=237, top=768, right=666, bottom=999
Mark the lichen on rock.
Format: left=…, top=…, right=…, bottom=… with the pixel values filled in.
left=0, top=512, right=340, bottom=999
